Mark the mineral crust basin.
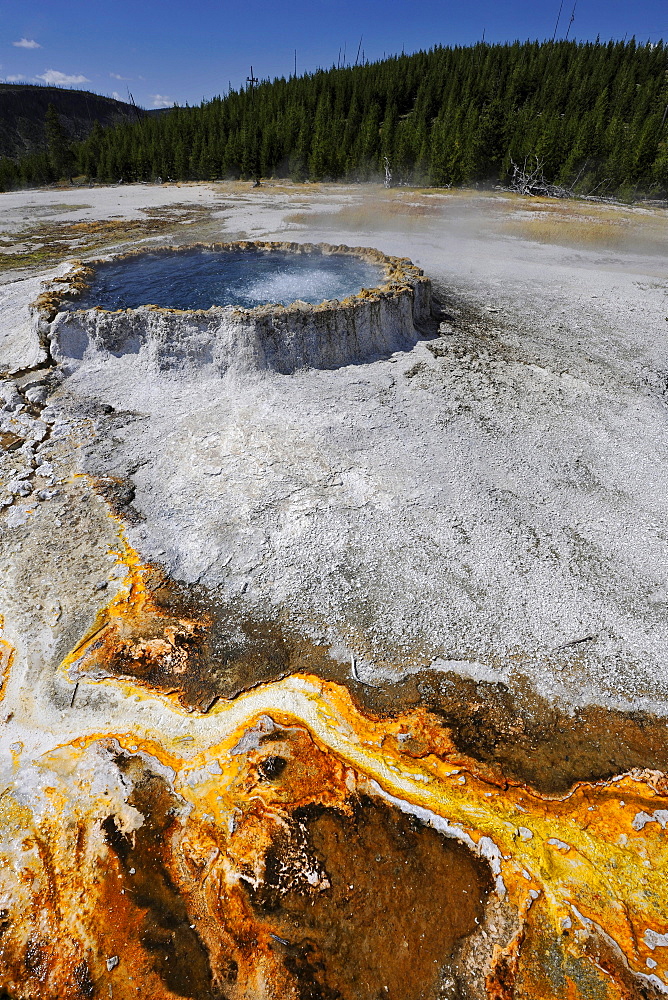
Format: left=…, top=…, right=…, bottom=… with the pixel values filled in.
left=0, top=237, right=667, bottom=1000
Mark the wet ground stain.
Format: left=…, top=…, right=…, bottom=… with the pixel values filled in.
left=67, top=556, right=668, bottom=796
left=101, top=753, right=218, bottom=999
left=511, top=897, right=664, bottom=1000
left=0, top=673, right=667, bottom=998
left=7, top=538, right=664, bottom=999
left=247, top=795, right=490, bottom=1000
left=0, top=724, right=494, bottom=999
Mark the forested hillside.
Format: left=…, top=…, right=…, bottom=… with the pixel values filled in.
left=0, top=84, right=145, bottom=160
left=1, top=40, right=667, bottom=197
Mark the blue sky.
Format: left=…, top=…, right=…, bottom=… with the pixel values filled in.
left=1, top=0, right=666, bottom=108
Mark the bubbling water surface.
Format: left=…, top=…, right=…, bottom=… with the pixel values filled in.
left=74, top=248, right=384, bottom=311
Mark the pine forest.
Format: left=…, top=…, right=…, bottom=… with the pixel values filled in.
left=1, top=39, right=667, bottom=199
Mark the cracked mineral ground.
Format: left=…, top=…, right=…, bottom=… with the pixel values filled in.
left=1, top=180, right=667, bottom=999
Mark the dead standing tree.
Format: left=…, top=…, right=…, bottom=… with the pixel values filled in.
left=246, top=66, right=261, bottom=185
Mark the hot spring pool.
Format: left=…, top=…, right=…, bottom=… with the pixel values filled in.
left=35, top=241, right=433, bottom=375
left=72, top=246, right=384, bottom=311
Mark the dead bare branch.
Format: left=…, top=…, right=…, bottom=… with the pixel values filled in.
left=508, top=155, right=615, bottom=203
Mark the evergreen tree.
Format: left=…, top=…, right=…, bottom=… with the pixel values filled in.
left=44, top=104, right=72, bottom=179
left=4, top=40, right=667, bottom=197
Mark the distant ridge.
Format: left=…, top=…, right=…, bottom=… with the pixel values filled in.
left=0, top=84, right=148, bottom=160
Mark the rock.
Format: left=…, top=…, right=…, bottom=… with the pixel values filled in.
left=25, top=386, right=48, bottom=406
left=40, top=406, right=58, bottom=424
left=6, top=479, right=32, bottom=497
left=0, top=384, right=23, bottom=412
left=47, top=602, right=62, bottom=625
left=26, top=420, right=48, bottom=443
left=5, top=501, right=37, bottom=526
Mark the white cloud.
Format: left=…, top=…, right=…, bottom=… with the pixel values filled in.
left=151, top=94, right=173, bottom=108
left=13, top=38, right=41, bottom=49
left=111, top=91, right=121, bottom=101
left=37, top=69, right=90, bottom=86
left=3, top=74, right=30, bottom=83
left=110, top=72, right=130, bottom=80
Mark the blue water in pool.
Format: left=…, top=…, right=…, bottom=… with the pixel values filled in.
left=73, top=248, right=383, bottom=311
